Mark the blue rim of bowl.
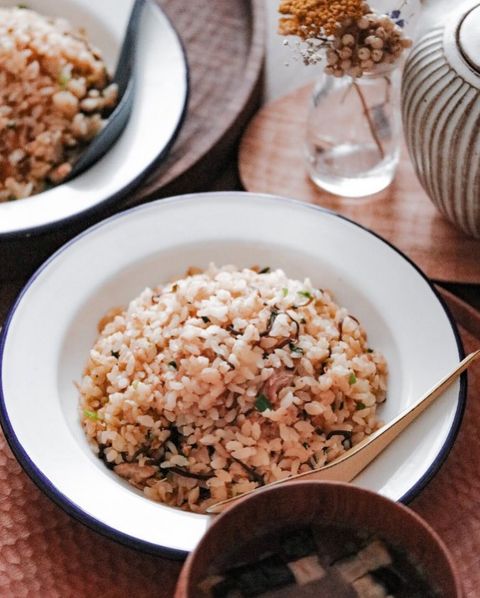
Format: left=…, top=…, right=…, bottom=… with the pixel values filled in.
left=0, top=192, right=467, bottom=558
left=0, top=3, right=190, bottom=241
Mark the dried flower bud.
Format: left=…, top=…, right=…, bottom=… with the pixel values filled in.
left=370, top=37, right=384, bottom=49
left=327, top=49, right=339, bottom=64
left=357, top=16, right=369, bottom=29
left=340, top=47, right=353, bottom=59
left=357, top=47, right=371, bottom=60
left=342, top=33, right=355, bottom=47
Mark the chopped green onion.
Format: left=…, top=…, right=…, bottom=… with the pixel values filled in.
left=298, top=290, right=313, bottom=300
left=201, top=316, right=210, bottom=324
left=255, top=394, right=272, bottom=412
left=168, top=361, right=177, bottom=369
left=356, top=401, right=367, bottom=411
left=282, top=288, right=288, bottom=297
left=348, top=373, right=357, bottom=385
left=259, top=266, right=271, bottom=274
left=110, top=350, right=120, bottom=359
left=83, top=409, right=99, bottom=421
left=58, top=72, right=70, bottom=88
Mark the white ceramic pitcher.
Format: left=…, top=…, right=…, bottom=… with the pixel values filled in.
left=402, top=0, right=480, bottom=238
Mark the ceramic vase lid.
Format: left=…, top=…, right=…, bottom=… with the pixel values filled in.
left=458, top=5, right=480, bottom=73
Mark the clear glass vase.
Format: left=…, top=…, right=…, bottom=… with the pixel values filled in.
left=305, top=67, right=402, bottom=197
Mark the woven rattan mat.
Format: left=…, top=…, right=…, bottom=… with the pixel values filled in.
left=0, top=288, right=478, bottom=597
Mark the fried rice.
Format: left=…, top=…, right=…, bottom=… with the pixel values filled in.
left=79, top=265, right=388, bottom=513
left=0, top=7, right=117, bottom=201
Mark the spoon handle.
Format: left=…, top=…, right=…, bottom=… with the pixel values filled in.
left=207, top=350, right=479, bottom=514
left=115, top=0, right=146, bottom=96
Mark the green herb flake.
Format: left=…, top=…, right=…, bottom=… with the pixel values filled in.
left=168, top=361, right=178, bottom=369
left=300, top=317, right=306, bottom=324
left=298, top=290, right=313, bottom=300
left=282, top=288, right=288, bottom=297
left=110, top=350, right=120, bottom=359
left=259, top=266, right=271, bottom=274
left=58, top=72, right=70, bottom=88
left=17, top=3, right=28, bottom=8
left=83, top=409, right=99, bottom=421
left=348, top=373, right=357, bottom=385
left=356, top=401, right=367, bottom=411
left=6, top=120, right=17, bottom=129
left=201, top=316, right=210, bottom=324
left=255, top=394, right=272, bottom=412
left=367, top=348, right=374, bottom=353
left=288, top=342, right=304, bottom=355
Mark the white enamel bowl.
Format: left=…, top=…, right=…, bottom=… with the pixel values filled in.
left=0, top=193, right=465, bottom=557
left=0, top=0, right=188, bottom=237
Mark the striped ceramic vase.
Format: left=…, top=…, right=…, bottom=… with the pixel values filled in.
left=402, top=0, right=480, bottom=238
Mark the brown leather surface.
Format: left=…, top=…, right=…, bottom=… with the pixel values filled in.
left=0, top=289, right=478, bottom=596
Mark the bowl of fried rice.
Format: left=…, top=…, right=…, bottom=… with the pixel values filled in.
left=0, top=0, right=188, bottom=236
left=0, top=192, right=465, bottom=556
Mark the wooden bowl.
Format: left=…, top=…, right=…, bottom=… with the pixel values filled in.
left=175, top=481, right=463, bottom=597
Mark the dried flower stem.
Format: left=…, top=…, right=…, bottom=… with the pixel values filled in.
left=352, top=81, right=385, bottom=160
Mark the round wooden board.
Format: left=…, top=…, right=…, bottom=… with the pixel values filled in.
left=239, top=83, right=480, bottom=284
left=132, top=0, right=265, bottom=203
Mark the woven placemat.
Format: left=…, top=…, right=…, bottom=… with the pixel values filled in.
left=0, top=287, right=478, bottom=597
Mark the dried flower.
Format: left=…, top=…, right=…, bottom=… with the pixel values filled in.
left=278, top=0, right=413, bottom=76
left=279, top=0, right=367, bottom=37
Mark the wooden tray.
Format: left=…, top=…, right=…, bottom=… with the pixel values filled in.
left=0, top=287, right=479, bottom=597
left=239, top=83, right=480, bottom=284
left=134, top=0, right=265, bottom=202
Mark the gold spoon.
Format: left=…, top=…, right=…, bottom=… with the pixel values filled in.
left=207, top=350, right=480, bottom=515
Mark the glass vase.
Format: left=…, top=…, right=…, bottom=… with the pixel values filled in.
left=305, top=67, right=402, bottom=197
